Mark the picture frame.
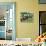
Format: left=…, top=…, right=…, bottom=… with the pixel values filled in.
left=20, top=12, right=33, bottom=23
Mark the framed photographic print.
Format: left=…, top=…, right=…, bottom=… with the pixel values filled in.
left=20, top=12, right=33, bottom=23
left=0, top=2, right=16, bottom=40
left=39, top=0, right=46, bottom=4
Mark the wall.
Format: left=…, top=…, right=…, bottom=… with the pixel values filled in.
left=0, top=0, right=39, bottom=40
left=16, top=0, right=39, bottom=40
left=39, top=4, right=46, bottom=11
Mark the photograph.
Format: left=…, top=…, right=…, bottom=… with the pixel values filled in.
left=20, top=12, right=33, bottom=23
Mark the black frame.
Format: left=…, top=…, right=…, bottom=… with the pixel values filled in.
left=39, top=11, right=46, bottom=35
left=39, top=12, right=40, bottom=36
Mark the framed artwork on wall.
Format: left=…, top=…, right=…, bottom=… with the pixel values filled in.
left=20, top=12, right=33, bottom=23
